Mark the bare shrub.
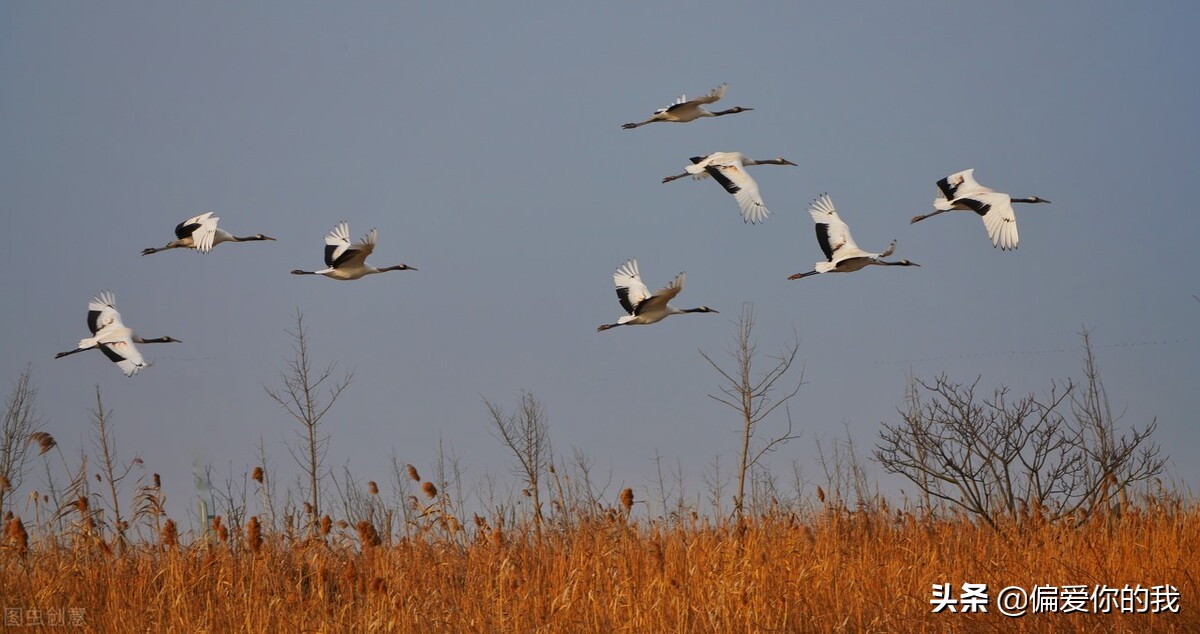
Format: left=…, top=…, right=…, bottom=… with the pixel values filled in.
left=875, top=330, right=1165, bottom=530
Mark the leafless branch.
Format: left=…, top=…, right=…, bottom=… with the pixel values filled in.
left=264, top=309, right=353, bottom=531
left=699, top=303, right=805, bottom=525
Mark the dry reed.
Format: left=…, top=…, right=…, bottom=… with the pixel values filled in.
left=2, top=501, right=1194, bottom=632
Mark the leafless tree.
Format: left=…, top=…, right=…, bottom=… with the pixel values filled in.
left=90, top=386, right=138, bottom=550
left=485, top=390, right=551, bottom=529
left=265, top=310, right=353, bottom=532
left=700, top=303, right=805, bottom=525
left=874, top=331, right=1165, bottom=530
left=0, top=364, right=40, bottom=518
left=1070, top=329, right=1165, bottom=515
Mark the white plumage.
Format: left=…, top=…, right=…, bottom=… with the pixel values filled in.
left=662, top=152, right=797, bottom=224
left=621, top=84, right=753, bottom=129
left=910, top=169, right=1050, bottom=250
left=291, top=221, right=417, bottom=280
left=142, top=212, right=275, bottom=255
left=55, top=291, right=181, bottom=376
left=597, top=259, right=717, bottom=331
left=789, top=194, right=919, bottom=280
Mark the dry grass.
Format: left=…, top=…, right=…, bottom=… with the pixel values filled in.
left=1, top=502, right=1196, bottom=632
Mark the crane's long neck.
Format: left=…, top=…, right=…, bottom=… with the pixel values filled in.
left=380, top=264, right=416, bottom=272
left=712, top=107, right=745, bottom=116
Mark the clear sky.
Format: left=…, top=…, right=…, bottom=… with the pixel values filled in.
left=2, top=3, right=1197, bottom=528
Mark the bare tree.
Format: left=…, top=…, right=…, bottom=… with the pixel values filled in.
left=874, top=331, right=1165, bottom=530
left=90, top=386, right=138, bottom=549
left=1, top=364, right=40, bottom=518
left=265, top=310, right=353, bottom=532
left=1070, top=328, right=1166, bottom=514
left=485, top=390, right=551, bottom=528
left=700, top=303, right=804, bottom=525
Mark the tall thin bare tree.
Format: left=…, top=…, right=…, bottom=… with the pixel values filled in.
left=265, top=310, right=353, bottom=532
left=0, top=364, right=40, bottom=518
left=700, top=303, right=804, bottom=525
left=90, top=386, right=137, bottom=550
left=485, top=390, right=551, bottom=529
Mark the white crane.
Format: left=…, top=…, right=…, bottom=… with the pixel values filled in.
left=597, top=259, right=717, bottom=331
left=662, top=152, right=797, bottom=224
left=789, top=193, right=919, bottom=280
left=621, top=84, right=752, bottom=129
left=910, top=169, right=1050, bottom=251
left=55, top=291, right=180, bottom=376
left=142, top=212, right=275, bottom=255
left=290, top=221, right=417, bottom=280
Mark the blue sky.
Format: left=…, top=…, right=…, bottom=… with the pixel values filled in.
left=2, top=3, right=1197, bottom=527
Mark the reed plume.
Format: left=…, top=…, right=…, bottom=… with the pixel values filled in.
left=247, top=516, right=263, bottom=553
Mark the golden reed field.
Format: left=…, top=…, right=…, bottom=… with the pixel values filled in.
left=2, top=496, right=1196, bottom=633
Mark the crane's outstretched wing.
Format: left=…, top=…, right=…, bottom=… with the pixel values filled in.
left=190, top=214, right=222, bottom=253
left=613, top=259, right=651, bottom=315
left=956, top=191, right=1019, bottom=250
left=323, top=222, right=377, bottom=268
left=655, top=94, right=687, bottom=115
left=935, top=169, right=988, bottom=210
left=666, top=83, right=727, bottom=112
left=87, top=291, right=124, bottom=335
left=323, top=222, right=352, bottom=266
left=637, top=272, right=685, bottom=315
left=174, top=212, right=215, bottom=240
left=709, top=160, right=768, bottom=224
left=97, top=339, right=147, bottom=377
left=808, top=194, right=860, bottom=261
